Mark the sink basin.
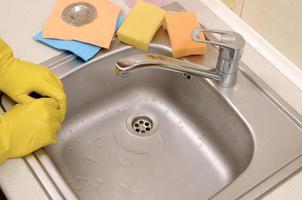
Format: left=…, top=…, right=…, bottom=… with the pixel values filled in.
left=44, top=44, right=253, bottom=200
left=4, top=3, right=301, bottom=200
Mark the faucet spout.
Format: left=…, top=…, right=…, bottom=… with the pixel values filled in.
left=115, top=29, right=245, bottom=87
left=115, top=54, right=223, bottom=81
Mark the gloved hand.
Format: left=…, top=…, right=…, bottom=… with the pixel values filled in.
left=0, top=98, right=61, bottom=164
left=0, top=39, right=66, bottom=121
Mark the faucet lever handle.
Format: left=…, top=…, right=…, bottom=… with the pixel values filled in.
left=192, top=29, right=245, bottom=50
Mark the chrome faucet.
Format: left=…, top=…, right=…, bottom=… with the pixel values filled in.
left=115, top=29, right=245, bottom=87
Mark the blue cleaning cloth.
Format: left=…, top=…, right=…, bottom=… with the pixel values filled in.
left=33, top=15, right=124, bottom=61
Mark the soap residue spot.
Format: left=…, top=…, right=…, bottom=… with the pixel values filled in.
left=76, top=138, right=81, bottom=143
left=83, top=155, right=99, bottom=163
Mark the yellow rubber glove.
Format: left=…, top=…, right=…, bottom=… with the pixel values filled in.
left=0, top=39, right=66, bottom=121
left=0, top=98, right=61, bottom=164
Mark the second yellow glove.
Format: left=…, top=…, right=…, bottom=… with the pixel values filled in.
left=0, top=98, right=62, bottom=164
left=0, top=39, right=66, bottom=121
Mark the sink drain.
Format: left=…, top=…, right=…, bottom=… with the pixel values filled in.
left=126, top=112, right=158, bottom=137
left=132, top=116, right=153, bottom=136
left=62, top=2, right=97, bottom=26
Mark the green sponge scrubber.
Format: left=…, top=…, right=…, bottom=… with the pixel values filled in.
left=117, top=0, right=166, bottom=51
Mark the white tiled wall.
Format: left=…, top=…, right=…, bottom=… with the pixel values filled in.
left=221, top=0, right=302, bottom=70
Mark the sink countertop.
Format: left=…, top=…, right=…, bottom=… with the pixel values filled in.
left=0, top=0, right=301, bottom=199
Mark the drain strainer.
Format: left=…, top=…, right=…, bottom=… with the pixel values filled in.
left=62, top=2, right=97, bottom=26
left=132, top=116, right=153, bottom=135
left=126, top=112, right=158, bottom=137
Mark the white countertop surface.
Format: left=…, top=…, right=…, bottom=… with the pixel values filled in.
left=0, top=0, right=301, bottom=199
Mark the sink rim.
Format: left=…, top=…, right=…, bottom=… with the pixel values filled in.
left=23, top=38, right=302, bottom=200
left=21, top=3, right=302, bottom=200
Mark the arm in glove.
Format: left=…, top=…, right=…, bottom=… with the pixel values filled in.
left=0, top=38, right=66, bottom=121
left=0, top=98, right=61, bottom=164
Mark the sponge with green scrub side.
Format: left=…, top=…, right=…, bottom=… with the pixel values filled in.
left=117, top=0, right=166, bottom=51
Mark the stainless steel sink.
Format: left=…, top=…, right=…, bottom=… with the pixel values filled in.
left=3, top=3, right=302, bottom=200
left=43, top=36, right=254, bottom=200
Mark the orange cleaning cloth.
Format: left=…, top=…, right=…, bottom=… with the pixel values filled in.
left=165, top=12, right=207, bottom=58
left=43, top=0, right=120, bottom=48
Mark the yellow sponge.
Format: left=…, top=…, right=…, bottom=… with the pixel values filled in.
left=117, top=0, right=165, bottom=51
left=165, top=12, right=207, bottom=58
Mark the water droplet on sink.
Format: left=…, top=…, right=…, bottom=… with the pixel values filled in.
left=83, top=155, right=99, bottom=163
left=117, top=152, right=131, bottom=166
left=104, top=109, right=110, bottom=115
left=92, top=135, right=105, bottom=143
left=97, top=143, right=103, bottom=147
left=82, top=176, right=88, bottom=182
left=157, top=133, right=165, bottom=154
left=178, top=120, right=184, bottom=129
left=198, top=135, right=205, bottom=147
left=93, top=181, right=103, bottom=193
left=96, top=178, right=103, bottom=185
left=118, top=177, right=135, bottom=188
left=77, top=186, right=82, bottom=191
left=118, top=107, right=129, bottom=112
left=68, top=146, right=73, bottom=151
